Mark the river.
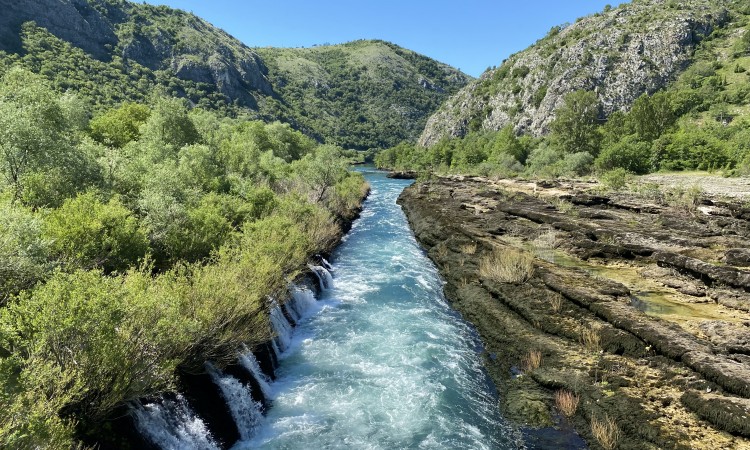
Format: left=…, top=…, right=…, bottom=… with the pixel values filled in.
left=238, top=168, right=522, bottom=449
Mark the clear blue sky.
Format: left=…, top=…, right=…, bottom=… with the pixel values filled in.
left=142, top=1, right=628, bottom=77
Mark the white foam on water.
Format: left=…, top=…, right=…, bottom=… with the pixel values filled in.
left=239, top=351, right=274, bottom=401
left=236, top=170, right=523, bottom=449
left=206, top=363, right=263, bottom=442
left=132, top=394, right=220, bottom=450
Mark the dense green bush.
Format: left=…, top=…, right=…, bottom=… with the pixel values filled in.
left=44, top=192, right=149, bottom=273
left=599, top=168, right=632, bottom=190
left=596, top=134, right=653, bottom=174
left=0, top=197, right=50, bottom=303
left=655, top=128, right=730, bottom=171
left=89, top=103, right=151, bottom=148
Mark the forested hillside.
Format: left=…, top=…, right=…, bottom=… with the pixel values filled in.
left=379, top=0, right=750, bottom=179
left=256, top=41, right=471, bottom=149
left=0, top=0, right=469, bottom=150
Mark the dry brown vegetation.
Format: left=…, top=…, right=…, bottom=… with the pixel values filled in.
left=522, top=349, right=543, bottom=372
left=479, top=248, right=534, bottom=283
left=555, top=390, right=580, bottom=417
left=591, top=414, right=621, bottom=450
left=459, top=242, right=478, bottom=255
left=550, top=296, right=563, bottom=313
left=580, top=324, right=602, bottom=352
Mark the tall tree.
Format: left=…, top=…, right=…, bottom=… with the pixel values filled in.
left=629, top=92, right=675, bottom=142
left=550, top=90, right=602, bottom=155
left=0, top=67, right=69, bottom=200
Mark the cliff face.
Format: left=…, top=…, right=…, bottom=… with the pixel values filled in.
left=0, top=0, right=272, bottom=105
left=0, top=0, right=118, bottom=59
left=419, top=0, right=731, bottom=146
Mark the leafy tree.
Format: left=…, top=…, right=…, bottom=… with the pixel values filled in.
left=265, top=121, right=315, bottom=162
left=490, top=125, right=526, bottom=163
left=89, top=103, right=151, bottom=148
left=44, top=192, right=149, bottom=273
left=0, top=198, right=50, bottom=303
left=451, top=141, right=487, bottom=169
left=628, top=92, right=676, bottom=141
left=137, top=162, right=195, bottom=262
left=292, top=145, right=349, bottom=203
left=139, top=97, right=199, bottom=156
left=177, top=144, right=225, bottom=192
left=654, top=127, right=729, bottom=171
left=600, top=111, right=632, bottom=147
left=218, top=125, right=265, bottom=179
left=550, top=90, right=602, bottom=155
left=0, top=67, right=70, bottom=201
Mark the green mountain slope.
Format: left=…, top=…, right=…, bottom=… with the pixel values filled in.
left=255, top=41, right=471, bottom=149
left=0, top=0, right=470, bottom=149
left=419, top=0, right=732, bottom=146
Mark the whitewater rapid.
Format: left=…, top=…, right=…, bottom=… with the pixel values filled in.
left=240, top=168, right=522, bottom=449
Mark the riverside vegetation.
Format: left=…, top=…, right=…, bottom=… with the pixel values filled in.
left=0, top=66, right=368, bottom=448
left=0, top=1, right=469, bottom=446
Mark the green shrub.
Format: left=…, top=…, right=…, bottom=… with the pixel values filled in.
left=0, top=198, right=51, bottom=302
left=44, top=192, right=149, bottom=272
left=0, top=269, right=193, bottom=441
left=524, top=146, right=565, bottom=178
left=89, top=103, right=151, bottom=148
left=656, top=128, right=729, bottom=171
left=560, top=151, right=594, bottom=176
left=599, top=168, right=632, bottom=191
left=595, top=134, right=652, bottom=174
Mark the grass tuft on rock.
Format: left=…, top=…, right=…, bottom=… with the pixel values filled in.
left=591, top=414, right=620, bottom=450
left=479, top=248, right=534, bottom=283
left=555, top=390, right=580, bottom=417
left=522, top=349, right=543, bottom=373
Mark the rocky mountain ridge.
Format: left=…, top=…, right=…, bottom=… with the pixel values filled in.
left=0, top=0, right=272, bottom=104
left=419, top=0, right=732, bottom=146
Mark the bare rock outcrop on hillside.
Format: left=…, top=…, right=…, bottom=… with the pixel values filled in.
left=420, top=0, right=730, bottom=146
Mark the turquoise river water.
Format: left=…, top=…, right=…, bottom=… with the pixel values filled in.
left=240, top=168, right=523, bottom=449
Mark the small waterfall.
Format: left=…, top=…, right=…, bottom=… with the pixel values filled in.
left=284, top=301, right=300, bottom=323
left=132, top=394, right=220, bottom=450
left=239, top=350, right=274, bottom=400
left=291, top=288, right=317, bottom=317
left=309, top=265, right=333, bottom=290
left=270, top=339, right=281, bottom=359
left=269, top=302, right=293, bottom=351
left=205, top=363, right=263, bottom=442
left=321, top=257, right=333, bottom=271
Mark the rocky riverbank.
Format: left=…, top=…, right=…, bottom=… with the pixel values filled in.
left=398, top=175, right=750, bottom=450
